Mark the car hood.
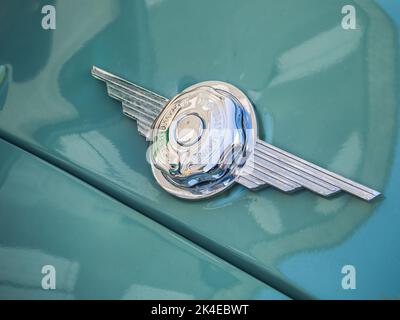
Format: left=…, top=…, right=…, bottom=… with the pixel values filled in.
left=0, top=0, right=399, bottom=299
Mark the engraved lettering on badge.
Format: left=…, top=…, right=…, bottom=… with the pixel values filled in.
left=178, top=97, right=191, bottom=109
left=160, top=100, right=183, bottom=131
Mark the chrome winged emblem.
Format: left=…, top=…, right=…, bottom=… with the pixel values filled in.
left=92, top=66, right=381, bottom=201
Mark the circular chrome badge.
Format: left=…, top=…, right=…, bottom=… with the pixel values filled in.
left=150, top=81, right=257, bottom=199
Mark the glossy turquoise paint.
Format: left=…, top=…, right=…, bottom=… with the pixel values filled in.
left=0, top=0, right=399, bottom=299
left=0, top=138, right=288, bottom=299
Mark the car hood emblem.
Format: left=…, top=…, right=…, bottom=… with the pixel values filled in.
left=92, top=66, right=380, bottom=201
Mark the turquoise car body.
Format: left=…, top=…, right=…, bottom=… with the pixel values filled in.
left=0, top=0, right=399, bottom=299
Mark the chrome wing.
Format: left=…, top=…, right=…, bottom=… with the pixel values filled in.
left=91, top=66, right=169, bottom=139
left=237, top=139, right=380, bottom=201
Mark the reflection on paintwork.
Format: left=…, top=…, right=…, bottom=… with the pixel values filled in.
left=0, top=139, right=286, bottom=299
left=58, top=131, right=160, bottom=198
left=269, top=26, right=363, bottom=87
left=248, top=196, right=283, bottom=235
left=0, top=0, right=398, bottom=299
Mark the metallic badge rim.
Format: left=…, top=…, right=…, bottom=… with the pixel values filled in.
left=150, top=81, right=258, bottom=200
